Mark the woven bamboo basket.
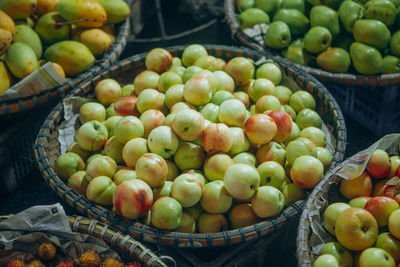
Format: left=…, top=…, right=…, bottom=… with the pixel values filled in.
left=0, top=5, right=131, bottom=117
left=0, top=215, right=171, bottom=266
left=34, top=44, right=347, bottom=248
left=224, top=0, right=400, bottom=136
left=296, top=134, right=400, bottom=266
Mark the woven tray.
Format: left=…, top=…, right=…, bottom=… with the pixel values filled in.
left=0, top=215, right=170, bottom=266
left=0, top=4, right=131, bottom=117
left=34, top=44, right=347, bottom=248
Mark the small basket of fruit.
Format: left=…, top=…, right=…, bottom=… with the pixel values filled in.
left=34, top=44, right=346, bottom=248
left=224, top=0, right=400, bottom=136
left=297, top=133, right=400, bottom=266
left=0, top=0, right=131, bottom=116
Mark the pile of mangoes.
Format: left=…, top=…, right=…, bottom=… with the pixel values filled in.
left=237, top=0, right=400, bottom=75
left=0, top=0, right=130, bottom=96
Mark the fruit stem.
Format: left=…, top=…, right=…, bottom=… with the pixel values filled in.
left=56, top=18, right=89, bottom=27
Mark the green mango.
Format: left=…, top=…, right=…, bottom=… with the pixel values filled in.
left=35, top=12, right=71, bottom=44
left=338, top=0, right=365, bottom=33
left=350, top=42, right=383, bottom=74
left=310, top=6, right=340, bottom=37
left=96, top=0, right=130, bottom=24
left=282, top=0, right=305, bottom=13
left=353, top=19, right=391, bottom=50
left=304, top=26, right=332, bottom=54
left=255, top=0, right=282, bottom=16
left=365, top=0, right=397, bottom=26
left=316, top=48, right=351, bottom=73
left=44, top=41, right=94, bottom=77
left=0, top=61, right=11, bottom=95
left=265, top=21, right=291, bottom=49
left=382, top=55, right=400, bottom=73
left=14, top=25, right=42, bottom=59
left=5, top=42, right=38, bottom=79
left=0, top=0, right=36, bottom=19
left=332, top=33, right=355, bottom=51
left=237, top=0, right=255, bottom=11
left=273, top=9, right=309, bottom=36
left=391, top=31, right=400, bottom=56
left=239, top=8, right=270, bottom=29
left=282, top=46, right=311, bottom=65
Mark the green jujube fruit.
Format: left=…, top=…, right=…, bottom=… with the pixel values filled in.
left=390, top=31, right=400, bottom=56
left=96, top=0, right=130, bottom=23
left=5, top=42, right=38, bottom=79
left=338, top=0, right=365, bottom=33
left=364, top=0, right=397, bottom=26
left=14, top=25, right=42, bottom=59
left=255, top=0, right=282, bottom=16
left=382, top=55, right=400, bottom=73
left=237, top=0, right=255, bottom=11
left=35, top=12, right=71, bottom=44
left=353, top=19, right=391, bottom=50
left=304, top=26, right=332, bottom=54
left=239, top=8, right=270, bottom=29
left=44, top=41, right=95, bottom=77
left=309, top=6, right=340, bottom=37
left=273, top=9, right=309, bottom=36
left=283, top=46, right=311, bottom=65
left=265, top=21, right=291, bottom=49
left=281, top=0, right=305, bottom=13
left=350, top=42, right=383, bottom=74
left=316, top=48, right=351, bottom=73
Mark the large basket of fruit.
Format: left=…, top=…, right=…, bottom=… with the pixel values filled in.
left=297, top=134, right=400, bottom=266
left=225, top=0, right=400, bottom=136
left=34, top=44, right=346, bottom=248
left=0, top=0, right=131, bottom=116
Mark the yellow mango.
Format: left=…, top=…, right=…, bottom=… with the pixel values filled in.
left=96, top=0, right=130, bottom=23
left=0, top=28, right=12, bottom=56
left=80, top=28, right=112, bottom=57
left=5, top=42, right=38, bottom=79
left=44, top=40, right=94, bottom=76
left=0, top=61, right=11, bottom=95
left=35, top=0, right=59, bottom=15
left=0, top=10, right=15, bottom=33
left=57, top=0, right=107, bottom=28
left=14, top=24, right=42, bottom=58
left=0, top=0, right=37, bottom=19
left=51, top=62, right=65, bottom=78
left=100, top=24, right=116, bottom=35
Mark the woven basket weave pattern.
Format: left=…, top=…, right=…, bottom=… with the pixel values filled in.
left=35, top=45, right=347, bottom=248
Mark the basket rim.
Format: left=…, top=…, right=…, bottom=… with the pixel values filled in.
left=0, top=15, right=130, bottom=117
left=224, top=0, right=400, bottom=86
left=34, top=44, right=347, bottom=248
left=0, top=214, right=168, bottom=266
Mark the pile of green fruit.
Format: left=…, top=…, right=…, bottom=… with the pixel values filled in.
left=53, top=44, right=335, bottom=233
left=0, top=0, right=130, bottom=96
left=236, top=0, right=400, bottom=75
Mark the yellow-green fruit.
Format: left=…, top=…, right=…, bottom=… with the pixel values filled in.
left=35, top=12, right=71, bottom=44
left=0, top=0, right=36, bottom=19
left=0, top=61, right=11, bottom=95
left=0, top=28, right=12, bottom=56
left=350, top=42, right=383, bottom=75
left=57, top=0, right=107, bottom=28
left=14, top=25, right=42, bottom=58
left=35, top=0, right=59, bottom=15
left=0, top=10, right=15, bottom=33
left=80, top=29, right=112, bottom=57
left=5, top=42, right=38, bottom=79
left=96, top=0, right=130, bottom=23
left=44, top=40, right=94, bottom=77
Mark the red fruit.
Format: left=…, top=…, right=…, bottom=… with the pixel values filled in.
left=383, top=179, right=400, bottom=204
left=56, top=262, right=74, bottom=267
left=114, top=96, right=139, bottom=117
left=125, top=263, right=141, bottom=267
left=265, top=110, right=292, bottom=142
left=395, top=165, right=400, bottom=177
left=366, top=149, right=391, bottom=179
left=7, top=260, right=24, bottom=267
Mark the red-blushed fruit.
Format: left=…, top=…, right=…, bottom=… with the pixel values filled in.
left=339, top=171, right=373, bottom=200
left=114, top=95, right=139, bottom=117
left=395, top=165, right=400, bottom=178
left=113, top=179, right=153, bottom=219
left=367, top=149, right=391, bottom=179
left=290, top=155, right=324, bottom=189
left=133, top=70, right=160, bottom=95
left=375, top=232, right=400, bottom=262
left=94, top=79, right=121, bottom=106
left=202, top=123, right=232, bottom=154
left=349, top=196, right=373, bottom=209
left=359, top=247, right=396, bottom=267
left=38, top=242, right=56, bottom=261
left=55, top=262, right=74, bottom=267
left=373, top=178, right=390, bottom=196
left=255, top=141, right=286, bottom=166
left=145, top=48, right=173, bottom=74
left=265, top=110, right=292, bottom=142
left=364, top=196, right=399, bottom=227
left=384, top=181, right=400, bottom=204
left=7, top=260, right=24, bottom=267
left=244, top=114, right=277, bottom=145
left=125, top=262, right=141, bottom=267
left=224, top=57, right=255, bottom=85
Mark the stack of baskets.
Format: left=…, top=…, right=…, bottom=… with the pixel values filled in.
left=34, top=45, right=347, bottom=266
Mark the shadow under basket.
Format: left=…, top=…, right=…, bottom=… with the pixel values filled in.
left=224, top=0, right=400, bottom=136
left=34, top=45, right=347, bottom=249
